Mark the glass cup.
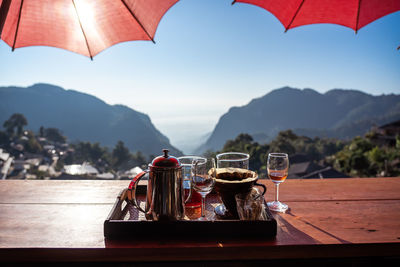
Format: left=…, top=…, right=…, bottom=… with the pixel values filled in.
left=216, top=152, right=250, bottom=169
left=178, top=156, right=204, bottom=208
left=235, top=187, right=266, bottom=220
left=267, top=153, right=289, bottom=213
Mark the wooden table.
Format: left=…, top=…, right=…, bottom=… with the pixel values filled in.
left=1, top=178, right=400, bottom=264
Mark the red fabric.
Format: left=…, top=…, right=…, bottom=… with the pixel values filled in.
left=1, top=0, right=178, bottom=58
left=236, top=0, right=400, bottom=31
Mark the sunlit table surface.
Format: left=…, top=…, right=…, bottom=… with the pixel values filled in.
left=0, top=178, right=400, bottom=264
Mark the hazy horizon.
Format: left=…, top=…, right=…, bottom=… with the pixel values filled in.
left=1, top=0, right=399, bottom=153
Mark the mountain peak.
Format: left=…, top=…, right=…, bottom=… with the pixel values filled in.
left=325, top=88, right=369, bottom=96
left=0, top=84, right=181, bottom=156
left=29, top=83, right=65, bottom=92
left=198, top=87, right=400, bottom=153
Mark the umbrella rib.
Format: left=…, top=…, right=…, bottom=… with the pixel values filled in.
left=72, top=0, right=93, bottom=60
left=12, top=0, right=24, bottom=51
left=285, top=0, right=305, bottom=32
left=120, top=0, right=155, bottom=44
left=355, top=0, right=362, bottom=34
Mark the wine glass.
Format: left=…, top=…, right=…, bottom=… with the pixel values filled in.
left=267, top=153, right=289, bottom=213
left=191, top=158, right=216, bottom=220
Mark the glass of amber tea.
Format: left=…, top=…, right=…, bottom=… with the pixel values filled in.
left=178, top=156, right=204, bottom=208
left=267, top=153, right=289, bottom=212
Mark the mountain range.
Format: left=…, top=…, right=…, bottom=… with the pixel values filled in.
left=197, top=87, right=400, bottom=153
left=0, top=84, right=181, bottom=156
left=2, top=84, right=399, bottom=156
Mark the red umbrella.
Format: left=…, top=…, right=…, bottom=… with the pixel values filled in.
left=0, top=0, right=178, bottom=59
left=232, top=0, right=400, bottom=33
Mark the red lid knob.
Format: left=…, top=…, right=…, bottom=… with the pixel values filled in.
left=151, top=149, right=180, bottom=168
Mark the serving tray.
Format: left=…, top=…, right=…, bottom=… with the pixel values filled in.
left=104, top=187, right=277, bottom=239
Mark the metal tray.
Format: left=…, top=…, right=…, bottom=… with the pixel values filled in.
left=104, top=187, right=277, bottom=239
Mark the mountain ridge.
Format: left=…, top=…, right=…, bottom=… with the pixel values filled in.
left=197, top=87, right=400, bottom=152
left=0, top=83, right=182, bottom=156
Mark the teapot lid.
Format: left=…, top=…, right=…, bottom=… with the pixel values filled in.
left=151, top=149, right=181, bottom=168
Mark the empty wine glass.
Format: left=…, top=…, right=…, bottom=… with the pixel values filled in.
left=191, top=158, right=216, bottom=220
left=267, top=153, right=289, bottom=213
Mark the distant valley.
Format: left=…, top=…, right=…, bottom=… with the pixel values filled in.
left=2, top=84, right=399, bottom=157
left=197, top=87, right=400, bottom=153
left=0, top=84, right=181, bottom=156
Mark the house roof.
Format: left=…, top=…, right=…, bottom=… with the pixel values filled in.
left=64, top=163, right=98, bottom=175
left=379, top=120, right=400, bottom=130
left=289, top=161, right=322, bottom=175
left=0, top=149, right=10, bottom=162
left=302, top=166, right=350, bottom=179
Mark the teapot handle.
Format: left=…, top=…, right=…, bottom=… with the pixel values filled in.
left=128, top=170, right=149, bottom=213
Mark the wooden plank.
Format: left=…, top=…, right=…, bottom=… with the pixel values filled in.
left=262, top=177, right=400, bottom=202
left=0, top=179, right=400, bottom=263
left=1, top=178, right=399, bottom=205
left=1, top=243, right=400, bottom=262
left=275, top=200, right=400, bottom=244
left=0, top=180, right=129, bottom=204
left=0, top=204, right=108, bottom=248
left=0, top=200, right=399, bottom=248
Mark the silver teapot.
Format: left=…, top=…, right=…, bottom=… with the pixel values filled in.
left=128, top=149, right=189, bottom=221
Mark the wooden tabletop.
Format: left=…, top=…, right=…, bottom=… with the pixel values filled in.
left=1, top=178, right=400, bottom=263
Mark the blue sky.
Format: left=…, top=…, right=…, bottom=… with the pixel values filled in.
left=1, top=0, right=399, bottom=152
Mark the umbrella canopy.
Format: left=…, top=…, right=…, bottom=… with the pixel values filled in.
left=233, top=0, right=400, bottom=33
left=0, top=0, right=178, bottom=59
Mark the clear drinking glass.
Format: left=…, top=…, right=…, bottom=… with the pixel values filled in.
left=178, top=156, right=204, bottom=208
left=235, top=187, right=266, bottom=220
left=216, top=152, right=249, bottom=169
left=191, top=158, right=216, bottom=220
left=267, top=153, right=289, bottom=213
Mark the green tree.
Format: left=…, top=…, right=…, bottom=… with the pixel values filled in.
left=24, top=131, right=43, bottom=153
left=44, top=128, right=66, bottom=143
left=132, top=151, right=147, bottom=167
left=216, top=130, right=345, bottom=178
left=268, top=130, right=297, bottom=154
left=3, top=113, right=28, bottom=137
left=0, top=131, right=9, bottom=146
left=112, top=140, right=131, bottom=168
left=39, top=126, right=45, bottom=137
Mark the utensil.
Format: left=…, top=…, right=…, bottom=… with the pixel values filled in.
left=128, top=149, right=188, bottom=221
left=214, top=152, right=266, bottom=218
left=214, top=171, right=266, bottom=219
